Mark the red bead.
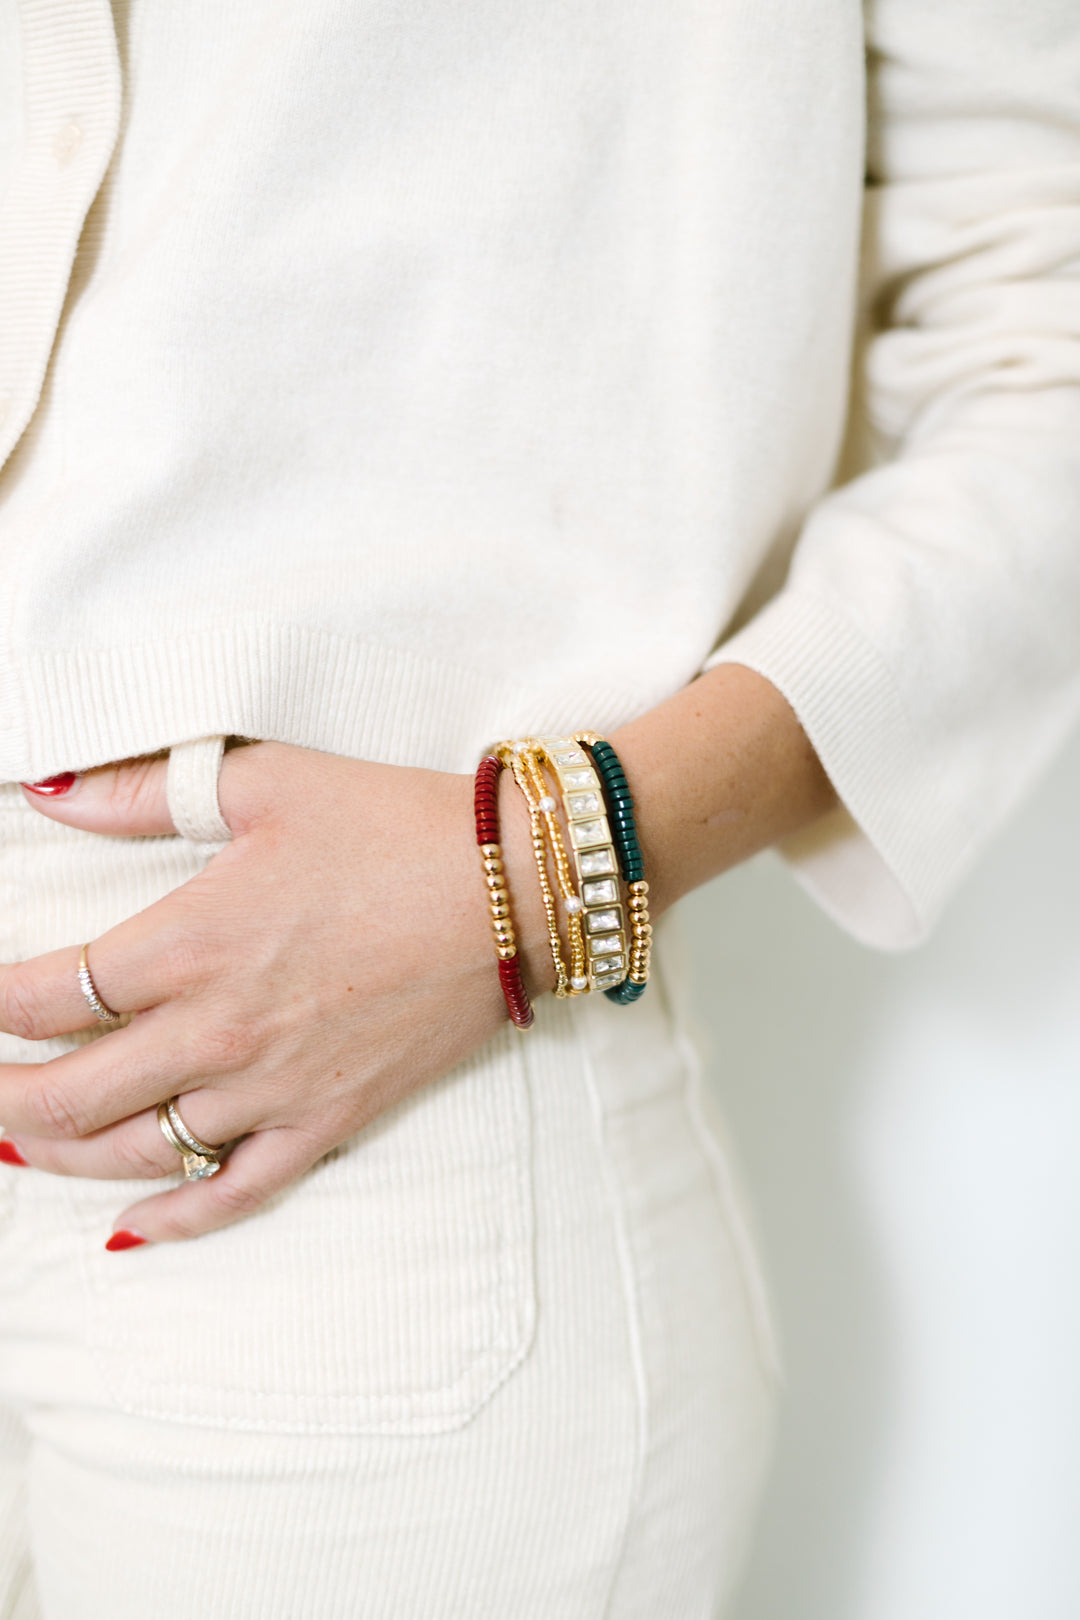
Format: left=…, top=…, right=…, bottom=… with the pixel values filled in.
left=497, top=957, right=534, bottom=1028
left=475, top=756, right=533, bottom=1025
left=473, top=755, right=505, bottom=846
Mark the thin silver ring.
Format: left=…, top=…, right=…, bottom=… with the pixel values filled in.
left=77, top=944, right=120, bottom=1024
left=157, top=1097, right=225, bottom=1181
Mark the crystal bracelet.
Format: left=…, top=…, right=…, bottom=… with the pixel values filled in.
left=534, top=737, right=630, bottom=993
left=473, top=754, right=534, bottom=1030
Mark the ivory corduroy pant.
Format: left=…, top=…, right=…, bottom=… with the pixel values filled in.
left=0, top=749, right=777, bottom=1620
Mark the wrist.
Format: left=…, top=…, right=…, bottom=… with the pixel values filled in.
left=610, top=663, right=836, bottom=914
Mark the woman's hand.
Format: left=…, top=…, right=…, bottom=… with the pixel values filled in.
left=0, top=743, right=547, bottom=1244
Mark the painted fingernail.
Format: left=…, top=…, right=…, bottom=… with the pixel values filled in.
left=0, top=1140, right=28, bottom=1167
left=22, top=772, right=78, bottom=797
left=105, top=1229, right=149, bottom=1252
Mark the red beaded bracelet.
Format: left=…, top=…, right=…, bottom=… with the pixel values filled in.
left=474, top=754, right=534, bottom=1030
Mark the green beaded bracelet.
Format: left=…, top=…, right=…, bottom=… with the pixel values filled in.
left=578, top=736, right=651, bottom=1002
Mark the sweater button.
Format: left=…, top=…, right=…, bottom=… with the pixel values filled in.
left=51, top=123, right=83, bottom=166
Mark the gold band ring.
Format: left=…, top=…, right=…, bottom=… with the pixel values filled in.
left=157, top=1097, right=225, bottom=1181
left=77, top=944, right=121, bottom=1024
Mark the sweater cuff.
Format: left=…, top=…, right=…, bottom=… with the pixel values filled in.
left=703, top=590, right=975, bottom=950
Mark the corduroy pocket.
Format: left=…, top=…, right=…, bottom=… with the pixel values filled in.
left=70, top=1025, right=536, bottom=1436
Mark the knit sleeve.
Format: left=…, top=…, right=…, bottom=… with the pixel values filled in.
left=705, top=0, right=1080, bottom=948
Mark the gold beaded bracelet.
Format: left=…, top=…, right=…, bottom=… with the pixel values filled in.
left=501, top=744, right=572, bottom=997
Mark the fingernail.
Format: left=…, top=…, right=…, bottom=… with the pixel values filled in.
left=22, top=772, right=79, bottom=797
left=105, top=1229, right=148, bottom=1252
left=0, top=1140, right=28, bottom=1167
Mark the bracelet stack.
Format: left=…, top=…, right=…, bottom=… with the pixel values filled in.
left=476, top=730, right=651, bottom=1024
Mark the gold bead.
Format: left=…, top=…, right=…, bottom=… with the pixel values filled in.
left=482, top=857, right=503, bottom=875
left=488, top=886, right=508, bottom=905
left=480, top=843, right=501, bottom=858
left=628, top=895, right=648, bottom=912
left=629, top=880, right=649, bottom=895
left=491, top=904, right=510, bottom=921
left=485, top=872, right=504, bottom=891
left=497, top=944, right=518, bottom=961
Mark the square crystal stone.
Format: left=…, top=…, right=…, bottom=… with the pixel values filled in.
left=586, top=908, right=620, bottom=933
left=582, top=878, right=617, bottom=905
left=562, top=767, right=598, bottom=790
left=579, top=847, right=616, bottom=877
left=594, top=972, right=624, bottom=991
left=592, top=955, right=624, bottom=977
left=545, top=738, right=575, bottom=750
left=568, top=791, right=601, bottom=817
left=570, top=817, right=609, bottom=849
left=588, top=933, right=621, bottom=957
left=554, top=749, right=586, bottom=767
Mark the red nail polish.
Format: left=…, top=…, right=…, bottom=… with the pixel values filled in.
left=23, top=772, right=77, bottom=796
left=105, top=1229, right=148, bottom=1252
left=0, top=1140, right=27, bottom=1166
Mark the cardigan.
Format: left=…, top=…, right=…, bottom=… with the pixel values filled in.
left=0, top=0, right=1078, bottom=948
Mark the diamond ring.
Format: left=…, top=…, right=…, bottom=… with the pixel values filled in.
left=157, top=1097, right=226, bottom=1181
left=77, top=943, right=121, bottom=1024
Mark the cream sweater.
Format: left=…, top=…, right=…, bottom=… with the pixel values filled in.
left=1, top=0, right=1078, bottom=947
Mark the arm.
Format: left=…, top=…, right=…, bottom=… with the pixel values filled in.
left=0, top=685, right=833, bottom=1245
left=705, top=1, right=1080, bottom=947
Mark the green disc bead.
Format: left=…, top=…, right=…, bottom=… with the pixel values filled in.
left=604, top=978, right=648, bottom=1005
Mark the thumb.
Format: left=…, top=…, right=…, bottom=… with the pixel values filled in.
left=21, top=753, right=176, bottom=836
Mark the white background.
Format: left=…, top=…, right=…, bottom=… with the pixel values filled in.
left=684, top=732, right=1080, bottom=1620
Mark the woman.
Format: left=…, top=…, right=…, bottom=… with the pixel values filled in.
left=0, top=2, right=1077, bottom=1616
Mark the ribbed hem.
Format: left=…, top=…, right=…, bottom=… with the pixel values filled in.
left=704, top=590, right=977, bottom=949
left=0, top=619, right=638, bottom=782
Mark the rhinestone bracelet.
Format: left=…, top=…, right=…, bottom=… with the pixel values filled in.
left=534, top=737, right=630, bottom=994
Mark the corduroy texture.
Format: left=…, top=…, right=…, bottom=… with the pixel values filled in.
left=0, top=777, right=777, bottom=1618
left=0, top=3, right=1078, bottom=950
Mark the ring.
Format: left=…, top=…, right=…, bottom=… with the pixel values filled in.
left=157, top=1097, right=226, bottom=1181
left=77, top=944, right=121, bottom=1024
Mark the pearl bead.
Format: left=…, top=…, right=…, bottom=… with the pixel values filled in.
left=538, top=795, right=557, bottom=813
left=570, top=976, right=588, bottom=991
left=564, top=895, right=583, bottom=915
